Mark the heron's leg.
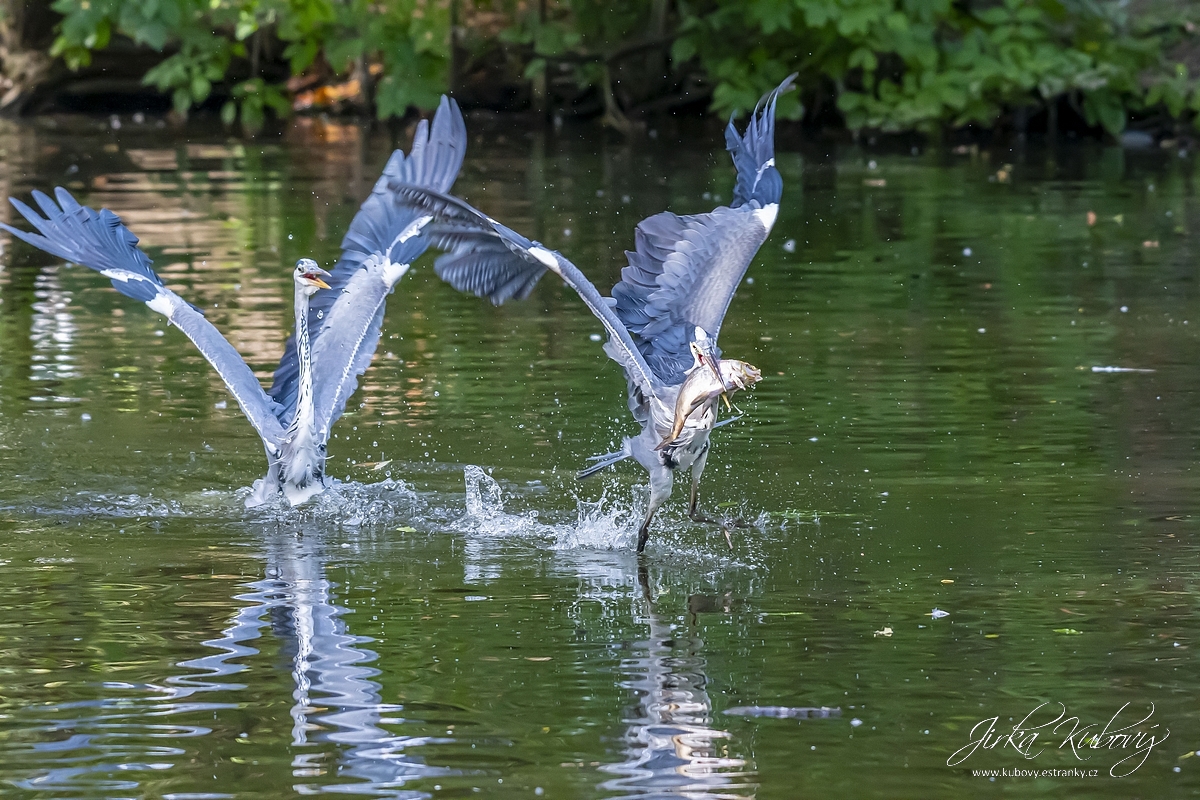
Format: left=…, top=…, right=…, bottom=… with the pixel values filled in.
left=637, top=466, right=673, bottom=554
left=687, top=444, right=716, bottom=524
left=687, top=445, right=748, bottom=550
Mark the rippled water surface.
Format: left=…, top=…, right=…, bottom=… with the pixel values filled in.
left=2, top=115, right=1200, bottom=797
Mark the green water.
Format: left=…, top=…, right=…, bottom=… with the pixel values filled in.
left=0, top=115, right=1199, bottom=797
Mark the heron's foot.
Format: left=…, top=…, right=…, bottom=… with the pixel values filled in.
left=636, top=525, right=651, bottom=554
left=688, top=508, right=749, bottom=551
left=688, top=508, right=750, bottom=527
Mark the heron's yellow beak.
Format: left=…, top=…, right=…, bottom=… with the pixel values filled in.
left=304, top=274, right=331, bottom=290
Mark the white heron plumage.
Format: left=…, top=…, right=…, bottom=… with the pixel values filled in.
left=0, top=97, right=468, bottom=507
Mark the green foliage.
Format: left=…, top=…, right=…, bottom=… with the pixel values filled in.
left=41, top=0, right=1200, bottom=135
left=221, top=77, right=291, bottom=131
left=50, top=0, right=450, bottom=125
left=675, top=0, right=1200, bottom=133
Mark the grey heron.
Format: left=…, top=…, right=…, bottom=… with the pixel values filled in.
left=392, top=75, right=795, bottom=552
left=0, top=96, right=467, bottom=507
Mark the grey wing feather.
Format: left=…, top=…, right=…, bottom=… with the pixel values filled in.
left=0, top=188, right=166, bottom=305
left=612, top=206, right=770, bottom=384
left=545, top=249, right=661, bottom=404
left=165, top=295, right=288, bottom=447
left=609, top=75, right=793, bottom=385
left=307, top=257, right=391, bottom=439
left=270, top=95, right=467, bottom=427
left=388, top=184, right=662, bottom=404
left=0, top=187, right=285, bottom=447
left=727, top=73, right=795, bottom=209
left=386, top=184, right=551, bottom=305
left=432, top=226, right=547, bottom=304
left=338, top=94, right=466, bottom=266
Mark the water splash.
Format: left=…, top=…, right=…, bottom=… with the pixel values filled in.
left=239, top=478, right=423, bottom=527
left=454, top=466, right=553, bottom=552
left=463, top=465, right=504, bottom=520
left=26, top=479, right=422, bottom=527
left=551, top=495, right=635, bottom=551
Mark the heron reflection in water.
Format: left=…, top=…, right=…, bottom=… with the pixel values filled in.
left=185, top=529, right=447, bottom=794
left=559, top=556, right=755, bottom=797
left=0, top=97, right=466, bottom=507
left=387, top=75, right=795, bottom=552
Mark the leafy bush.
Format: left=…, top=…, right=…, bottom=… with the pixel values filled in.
left=50, top=0, right=450, bottom=129
left=41, top=0, right=1200, bottom=135
left=674, top=0, right=1200, bottom=134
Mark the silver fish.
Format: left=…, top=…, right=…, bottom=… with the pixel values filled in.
left=656, top=358, right=762, bottom=451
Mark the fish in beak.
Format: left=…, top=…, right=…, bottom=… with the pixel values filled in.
left=656, top=356, right=763, bottom=451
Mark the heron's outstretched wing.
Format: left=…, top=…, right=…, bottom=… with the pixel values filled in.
left=269, top=95, right=467, bottom=433
left=0, top=188, right=287, bottom=449
left=727, top=73, right=794, bottom=209
left=374, top=185, right=550, bottom=306
left=611, top=75, right=794, bottom=385
left=390, top=184, right=663, bottom=404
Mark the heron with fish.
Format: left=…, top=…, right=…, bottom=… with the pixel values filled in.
left=388, top=75, right=795, bottom=552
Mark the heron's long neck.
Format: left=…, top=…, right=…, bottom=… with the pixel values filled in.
left=293, top=285, right=315, bottom=433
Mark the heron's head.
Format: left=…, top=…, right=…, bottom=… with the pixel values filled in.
left=294, top=258, right=331, bottom=296
left=689, top=327, right=722, bottom=381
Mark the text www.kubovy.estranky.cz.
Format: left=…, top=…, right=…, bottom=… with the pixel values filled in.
left=971, top=768, right=1101, bottom=778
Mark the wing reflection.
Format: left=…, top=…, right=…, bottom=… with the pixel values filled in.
left=29, top=265, right=80, bottom=400
left=599, top=560, right=756, bottom=799
left=187, top=530, right=447, bottom=795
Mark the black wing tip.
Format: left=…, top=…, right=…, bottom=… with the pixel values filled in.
left=729, top=72, right=797, bottom=146
left=726, top=72, right=796, bottom=208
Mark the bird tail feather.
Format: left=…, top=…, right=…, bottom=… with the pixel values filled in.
left=577, top=449, right=629, bottom=480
